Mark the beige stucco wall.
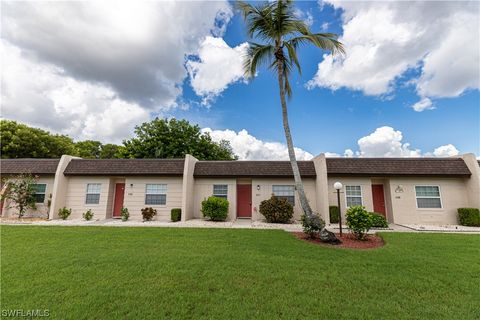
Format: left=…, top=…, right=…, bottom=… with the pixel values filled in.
left=123, top=177, right=183, bottom=221
left=1, top=176, right=55, bottom=218
left=49, top=155, right=80, bottom=219
left=193, top=178, right=237, bottom=221
left=386, top=177, right=468, bottom=225
left=313, top=154, right=330, bottom=223
left=462, top=153, right=480, bottom=208
left=181, top=155, right=198, bottom=221
left=327, top=177, right=374, bottom=221
left=64, top=177, right=112, bottom=219
left=251, top=178, right=317, bottom=221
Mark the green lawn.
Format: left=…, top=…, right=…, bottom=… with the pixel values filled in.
left=1, top=226, right=479, bottom=319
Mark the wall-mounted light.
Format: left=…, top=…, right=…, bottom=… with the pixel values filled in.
left=256, top=185, right=260, bottom=191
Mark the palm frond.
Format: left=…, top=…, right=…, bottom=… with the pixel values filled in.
left=287, top=33, right=345, bottom=55
left=283, top=41, right=301, bottom=75
left=243, top=43, right=275, bottom=78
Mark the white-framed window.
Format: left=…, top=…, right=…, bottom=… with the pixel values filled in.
left=213, top=185, right=228, bottom=199
left=32, top=183, right=47, bottom=203
left=273, top=185, right=295, bottom=206
left=345, top=185, right=362, bottom=207
left=85, top=183, right=101, bottom=204
left=415, top=186, right=442, bottom=208
left=145, top=184, right=167, bottom=205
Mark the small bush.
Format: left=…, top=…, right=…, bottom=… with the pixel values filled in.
left=370, top=212, right=389, bottom=228
left=141, top=207, right=157, bottom=221
left=83, top=209, right=94, bottom=221
left=329, top=206, right=340, bottom=224
left=201, top=196, right=228, bottom=221
left=58, top=207, right=71, bottom=220
left=259, top=195, right=293, bottom=223
left=346, top=206, right=372, bottom=240
left=458, top=208, right=480, bottom=227
left=121, top=207, right=129, bottom=221
left=301, top=213, right=325, bottom=238
left=171, top=208, right=181, bottom=222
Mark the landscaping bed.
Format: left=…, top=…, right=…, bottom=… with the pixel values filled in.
left=292, top=232, right=384, bottom=249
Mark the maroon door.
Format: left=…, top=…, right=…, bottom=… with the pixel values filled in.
left=372, top=184, right=386, bottom=217
left=113, top=183, right=125, bottom=218
left=237, top=184, right=252, bottom=218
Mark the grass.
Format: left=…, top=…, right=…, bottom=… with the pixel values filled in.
left=1, top=226, right=479, bottom=319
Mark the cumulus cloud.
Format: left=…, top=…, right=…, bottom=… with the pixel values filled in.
left=202, top=128, right=314, bottom=160
left=432, top=144, right=460, bottom=157
left=186, top=37, right=249, bottom=105
left=308, top=1, right=479, bottom=107
left=411, top=97, right=434, bottom=112
left=331, top=126, right=461, bottom=158
left=356, top=126, right=422, bottom=157
left=1, top=41, right=149, bottom=143
left=1, top=1, right=233, bottom=140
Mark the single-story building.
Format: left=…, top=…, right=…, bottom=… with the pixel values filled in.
left=1, top=153, right=479, bottom=225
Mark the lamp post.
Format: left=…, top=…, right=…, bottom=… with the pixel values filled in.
left=334, top=182, right=343, bottom=236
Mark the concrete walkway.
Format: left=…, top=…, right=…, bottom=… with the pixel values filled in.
left=2, top=217, right=479, bottom=233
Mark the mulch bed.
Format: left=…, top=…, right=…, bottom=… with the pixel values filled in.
left=292, top=232, right=384, bottom=250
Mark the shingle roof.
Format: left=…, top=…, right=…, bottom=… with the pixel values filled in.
left=194, top=161, right=317, bottom=178
left=1, top=159, right=60, bottom=175
left=64, top=159, right=185, bottom=176
left=326, top=158, right=471, bottom=177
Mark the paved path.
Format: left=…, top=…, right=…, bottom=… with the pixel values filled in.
left=1, top=218, right=479, bottom=234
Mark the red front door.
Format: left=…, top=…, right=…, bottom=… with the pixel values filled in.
left=372, top=184, right=386, bottom=217
left=113, top=183, right=125, bottom=218
left=237, top=184, right=252, bottom=218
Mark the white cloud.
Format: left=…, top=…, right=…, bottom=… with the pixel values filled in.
left=411, top=97, right=434, bottom=112
left=202, top=128, right=314, bottom=160
left=308, top=1, right=479, bottom=105
left=333, top=126, right=461, bottom=158
left=356, top=126, right=422, bottom=157
left=1, top=1, right=233, bottom=141
left=186, top=37, right=248, bottom=105
left=294, top=8, right=314, bottom=27
left=1, top=41, right=149, bottom=143
left=432, top=144, right=459, bottom=157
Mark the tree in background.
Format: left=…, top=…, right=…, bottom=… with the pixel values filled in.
left=99, top=144, right=122, bottom=159
left=120, top=118, right=237, bottom=160
left=1, top=120, right=76, bottom=158
left=75, top=140, right=103, bottom=159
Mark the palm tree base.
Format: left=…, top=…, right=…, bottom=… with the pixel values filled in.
left=319, top=228, right=342, bottom=244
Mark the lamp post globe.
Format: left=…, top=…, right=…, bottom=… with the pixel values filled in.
left=334, top=182, right=343, bottom=190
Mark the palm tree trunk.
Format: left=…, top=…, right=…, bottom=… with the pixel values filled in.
left=276, top=60, right=313, bottom=217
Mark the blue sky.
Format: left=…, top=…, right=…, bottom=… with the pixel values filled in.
left=2, top=1, right=479, bottom=159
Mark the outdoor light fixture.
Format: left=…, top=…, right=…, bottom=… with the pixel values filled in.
left=257, top=185, right=260, bottom=191
left=334, top=182, right=343, bottom=236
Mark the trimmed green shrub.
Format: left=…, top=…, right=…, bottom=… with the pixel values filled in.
left=201, top=196, right=228, bottom=221
left=83, top=209, right=94, bottom=221
left=121, top=207, right=129, bottom=222
left=458, top=208, right=480, bottom=227
left=301, top=213, right=325, bottom=238
left=346, top=206, right=373, bottom=240
left=329, top=205, right=340, bottom=224
left=141, top=207, right=157, bottom=221
left=58, top=207, right=71, bottom=220
left=259, top=195, right=293, bottom=223
left=370, top=212, right=388, bottom=228
left=171, top=208, right=181, bottom=222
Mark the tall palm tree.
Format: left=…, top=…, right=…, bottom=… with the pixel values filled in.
left=237, top=0, right=344, bottom=218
